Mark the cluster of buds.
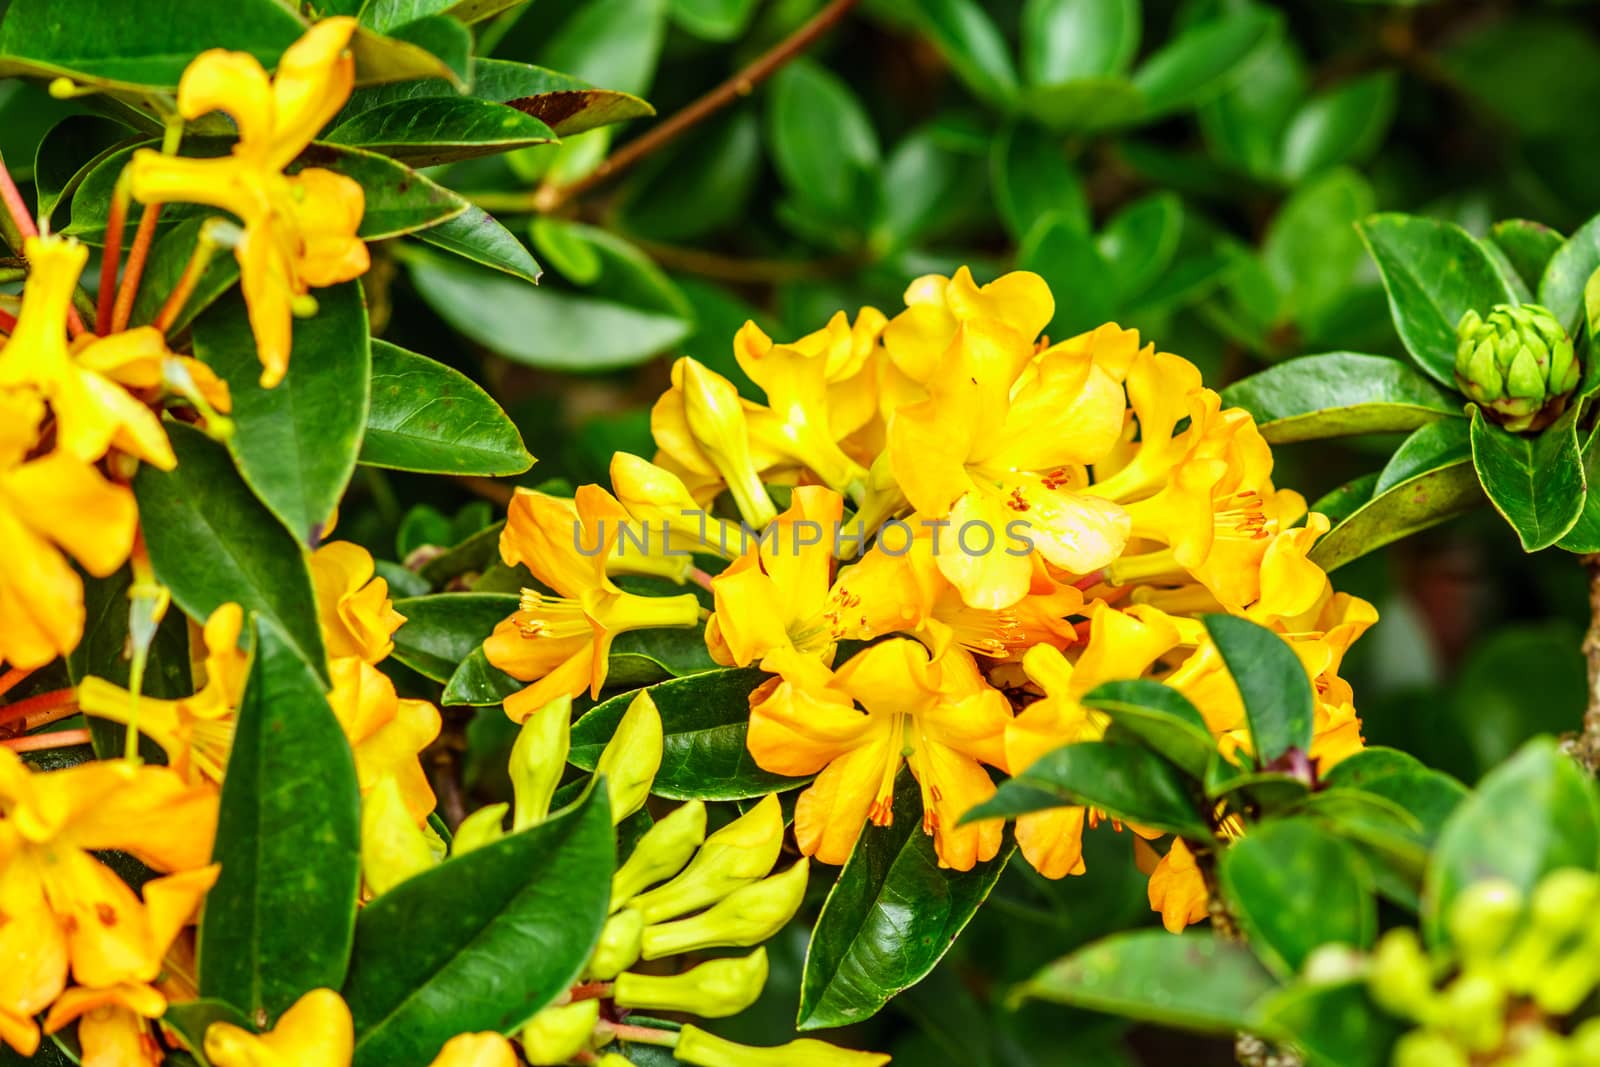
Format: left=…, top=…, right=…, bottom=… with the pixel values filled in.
left=1366, top=869, right=1600, bottom=1066
left=1455, top=304, right=1580, bottom=432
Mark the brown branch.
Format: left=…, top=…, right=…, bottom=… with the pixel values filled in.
left=531, top=0, right=860, bottom=214
left=1565, top=554, right=1600, bottom=772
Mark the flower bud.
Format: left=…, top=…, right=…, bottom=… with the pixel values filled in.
left=612, top=947, right=768, bottom=1018
left=450, top=803, right=508, bottom=857
left=677, top=357, right=777, bottom=529
left=595, top=690, right=663, bottom=825
left=1570, top=1017, right=1600, bottom=1062
left=673, top=1024, right=892, bottom=1067
left=612, top=800, right=707, bottom=910
left=642, top=859, right=809, bottom=959
left=511, top=695, right=571, bottom=831
left=1454, top=304, right=1579, bottom=432
left=1367, top=928, right=1437, bottom=1021
left=595, top=1056, right=634, bottom=1067
left=587, top=908, right=644, bottom=980
left=429, top=1032, right=517, bottom=1067
left=362, top=775, right=436, bottom=897
left=1529, top=868, right=1599, bottom=939
left=1392, top=1030, right=1469, bottom=1067
left=520, top=999, right=598, bottom=1066
left=1499, top=1025, right=1566, bottom=1067
left=1447, top=878, right=1523, bottom=964
left=629, top=795, right=784, bottom=923
left=1441, top=969, right=1505, bottom=1052
left=1301, top=943, right=1366, bottom=985
left=610, top=451, right=741, bottom=560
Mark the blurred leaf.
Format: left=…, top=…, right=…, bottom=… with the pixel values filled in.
left=1537, top=212, right=1600, bottom=337
left=350, top=18, right=470, bottom=90
left=1131, top=7, right=1279, bottom=119
left=1203, top=615, right=1313, bottom=766
left=1220, top=819, right=1375, bottom=979
left=1021, top=76, right=1146, bottom=131
left=1468, top=405, right=1585, bottom=552
left=1198, top=32, right=1306, bottom=179
left=670, top=0, right=760, bottom=40
left=542, top=0, right=667, bottom=98
left=1450, top=624, right=1585, bottom=774
left=199, top=616, right=360, bottom=1022
left=1423, top=739, right=1600, bottom=946
left=413, top=204, right=542, bottom=283
left=1358, top=213, right=1519, bottom=387
left=1222, top=352, right=1461, bottom=444
left=361, top=340, right=532, bottom=476
left=1489, top=219, right=1563, bottom=298
left=798, top=770, right=1014, bottom=1029
left=325, top=98, right=557, bottom=167
left=1019, top=215, right=1118, bottom=336
left=531, top=215, right=604, bottom=284
left=991, top=123, right=1089, bottom=241
left=1018, top=930, right=1278, bottom=1033
left=1080, top=679, right=1214, bottom=778
left=768, top=59, right=880, bottom=225
left=1310, top=473, right=1380, bottom=528
left=1022, top=0, right=1140, bottom=84
left=1262, top=167, right=1374, bottom=330
left=1256, top=980, right=1401, bottom=1067
left=619, top=112, right=760, bottom=242
left=902, top=0, right=1019, bottom=106
left=877, top=125, right=981, bottom=250
left=1096, top=192, right=1181, bottom=302
left=1279, top=72, right=1396, bottom=182
left=1441, top=17, right=1600, bottom=140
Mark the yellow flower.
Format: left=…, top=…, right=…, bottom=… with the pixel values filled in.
left=610, top=451, right=743, bottom=559
left=881, top=267, right=1055, bottom=384
left=125, top=18, right=369, bottom=387
left=483, top=486, right=702, bottom=722
left=651, top=357, right=780, bottom=528
left=311, top=541, right=407, bottom=664
left=0, top=236, right=177, bottom=469
left=1147, top=837, right=1210, bottom=934
left=747, top=638, right=1010, bottom=869
left=327, top=656, right=441, bottom=823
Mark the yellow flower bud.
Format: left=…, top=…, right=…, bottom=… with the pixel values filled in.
left=677, top=357, right=776, bottom=529
left=429, top=1032, right=518, bottom=1067
left=1392, top=1030, right=1468, bottom=1067
left=1447, top=879, right=1523, bottom=964
left=362, top=775, right=436, bottom=897
left=673, top=1024, right=891, bottom=1067
left=521, top=999, right=599, bottom=1066
left=612, top=800, right=708, bottom=910
left=1442, top=969, right=1505, bottom=1053
left=595, top=1056, right=634, bottom=1067
left=629, top=795, right=783, bottom=923
left=1367, top=928, right=1437, bottom=1022
left=610, top=452, right=742, bottom=560
left=642, top=858, right=809, bottom=959
left=1529, top=868, right=1599, bottom=939
left=588, top=908, right=644, bottom=980
left=451, top=803, right=508, bottom=857
left=511, top=695, right=572, bottom=830
left=1571, top=1017, right=1600, bottom=1062
left=596, top=690, right=663, bottom=825
left=612, top=948, right=768, bottom=1018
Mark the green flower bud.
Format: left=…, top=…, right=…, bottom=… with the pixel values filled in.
left=1454, top=304, right=1580, bottom=432
left=630, top=795, right=784, bottom=923
left=1447, top=878, right=1523, bottom=964
left=642, top=859, right=810, bottom=960
left=1368, top=928, right=1437, bottom=1022
left=521, top=998, right=599, bottom=1066
left=613, top=947, right=769, bottom=1018
left=1530, top=868, right=1600, bottom=938
left=511, top=694, right=572, bottom=831
left=673, top=1024, right=892, bottom=1067
left=596, top=689, right=664, bottom=825
left=1569, top=1017, right=1600, bottom=1063
left=1441, top=969, right=1505, bottom=1052
left=1392, top=1029, right=1469, bottom=1067
left=612, top=800, right=707, bottom=911
left=588, top=908, right=644, bottom=980
left=361, top=775, right=436, bottom=897
left=450, top=802, right=508, bottom=857
left=1499, top=1024, right=1566, bottom=1067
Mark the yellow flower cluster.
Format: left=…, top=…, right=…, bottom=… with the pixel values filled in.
left=486, top=267, right=1375, bottom=933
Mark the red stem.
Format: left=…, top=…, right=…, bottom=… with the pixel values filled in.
left=111, top=203, right=161, bottom=332
left=97, top=189, right=129, bottom=335
left=3, top=728, right=91, bottom=753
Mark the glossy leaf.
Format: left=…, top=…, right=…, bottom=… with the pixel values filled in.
left=569, top=668, right=805, bottom=799
left=1539, top=213, right=1600, bottom=336
left=1132, top=8, right=1279, bottom=119
left=1359, top=213, right=1519, bottom=386
left=798, top=770, right=1013, bottom=1030
left=344, top=789, right=613, bottom=1067
left=390, top=593, right=516, bottom=683
left=1079, top=679, right=1214, bottom=778
left=412, top=205, right=542, bottom=284
left=1374, top=417, right=1473, bottom=494
left=301, top=143, right=469, bottom=239
left=1423, top=738, right=1600, bottom=945
left=1490, top=219, right=1564, bottom=297
left=33, top=115, right=129, bottom=226
left=1021, top=0, right=1140, bottom=85
left=1022, top=76, right=1146, bottom=132
left=349, top=18, right=469, bottom=89
left=990, top=122, right=1088, bottom=240
left=134, top=423, right=328, bottom=680
left=903, top=0, right=1019, bottom=106
left=325, top=97, right=556, bottom=168
left=194, top=285, right=370, bottom=545
left=128, top=217, right=241, bottom=331
left=162, top=1000, right=252, bottom=1065
left=1224, top=352, right=1460, bottom=443
left=361, top=341, right=533, bottom=476
left=1203, top=615, right=1313, bottom=766
left=1468, top=405, right=1585, bottom=552
left=1311, top=458, right=1480, bottom=571
left=768, top=60, right=879, bottom=223
left=1096, top=192, right=1182, bottom=302
left=1279, top=72, right=1396, bottom=181
left=1220, top=819, right=1375, bottom=979
left=199, top=616, right=361, bottom=1021
left=1559, top=425, right=1600, bottom=552
left=1018, top=930, right=1278, bottom=1033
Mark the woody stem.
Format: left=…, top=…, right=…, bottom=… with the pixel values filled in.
left=111, top=203, right=162, bottom=332
left=3, top=728, right=92, bottom=753
left=1569, top=553, right=1600, bottom=772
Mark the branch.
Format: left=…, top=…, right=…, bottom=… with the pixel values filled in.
left=1564, top=553, right=1600, bottom=772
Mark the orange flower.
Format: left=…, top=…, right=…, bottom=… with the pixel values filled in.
left=1147, top=837, right=1210, bottom=934
left=311, top=541, right=407, bottom=664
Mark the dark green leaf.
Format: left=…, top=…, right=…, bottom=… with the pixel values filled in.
left=1311, top=458, right=1480, bottom=571
left=1279, top=72, right=1396, bottom=181
left=669, top=0, right=760, bottom=41
left=797, top=770, right=1013, bottom=1029
left=1079, top=679, right=1214, bottom=778
left=1018, top=214, right=1118, bottom=337
left=617, top=112, right=760, bottom=244
left=1220, top=819, right=1375, bottom=979
left=33, top=115, right=130, bottom=226
left=1021, top=76, right=1146, bottom=132
left=361, top=340, right=533, bottom=475
left=1559, top=425, right=1600, bottom=552
left=569, top=668, right=805, bottom=800
left=390, top=593, right=516, bottom=683
left=1374, top=417, right=1473, bottom=494
left=353, top=16, right=470, bottom=88
left=325, top=98, right=556, bottom=167
left=1018, top=930, right=1278, bottom=1033
left=162, top=999, right=252, bottom=1065
left=199, top=616, right=361, bottom=1021
left=412, top=205, right=542, bottom=284
left=1310, top=473, right=1379, bottom=528
left=1261, top=168, right=1374, bottom=331
left=1358, top=213, right=1519, bottom=386
left=541, top=0, right=666, bottom=98
left=442, top=645, right=523, bottom=706
left=1256, top=980, right=1401, bottom=1067
left=768, top=60, right=879, bottom=224
left=134, top=423, right=328, bottom=680
left=1468, top=404, right=1585, bottom=552
left=1203, top=615, right=1313, bottom=766
left=1096, top=192, right=1181, bottom=302
left=1538, top=212, right=1600, bottom=336
left=990, top=122, right=1088, bottom=241
left=1221, top=352, right=1461, bottom=444
left=299, top=143, right=469, bottom=239
left=1131, top=9, right=1279, bottom=119
left=902, top=0, right=1019, bottom=106
left=1490, top=219, right=1565, bottom=297
left=1021, top=0, right=1140, bottom=84
left=345, top=789, right=613, bottom=1067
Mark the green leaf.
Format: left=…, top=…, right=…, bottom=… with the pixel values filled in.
left=1261, top=168, right=1374, bottom=332
left=1021, top=0, right=1140, bottom=84
left=1096, top=192, right=1182, bottom=302
left=1374, top=415, right=1473, bottom=494
left=360, top=340, right=532, bottom=475
left=1197, top=31, right=1305, bottom=179
left=768, top=59, right=879, bottom=224
left=1256, top=980, right=1401, bottom=1067
left=194, top=285, right=370, bottom=544
left=1358, top=213, right=1519, bottom=386
left=569, top=668, right=805, bottom=800
left=162, top=999, right=252, bottom=1065
left=412, top=205, right=542, bottom=284
left=325, top=98, right=557, bottom=167
left=990, top=122, right=1089, bottom=241
left=1019, top=215, right=1118, bottom=337
left=1079, top=679, right=1214, bottom=779
left=1538, top=212, right=1600, bottom=336
left=359, top=0, right=452, bottom=32
left=1203, top=615, right=1313, bottom=766
left=1559, top=426, right=1600, bottom=552
left=134, top=422, right=328, bottom=680
left=1220, top=819, right=1375, bottom=979
left=1131, top=8, right=1279, bottom=119
left=1423, top=738, right=1600, bottom=946
left=1221, top=352, right=1461, bottom=444
left=1021, top=76, right=1146, bottom=132
left=542, top=0, right=667, bottom=99
left=669, top=0, right=760, bottom=40
left=902, top=0, right=1020, bottom=106
left=199, top=616, right=361, bottom=1021
left=33, top=115, right=130, bottom=227
left=617, top=113, right=760, bottom=244
left=350, top=18, right=470, bottom=89
left=1311, top=458, right=1480, bottom=571
left=1310, top=472, right=1380, bottom=528
left=797, top=770, right=1013, bottom=1030
left=301, top=143, right=469, bottom=239
left=961, top=740, right=1210, bottom=838
left=442, top=646, right=522, bottom=706
left=344, top=789, right=613, bottom=1067
left=128, top=217, right=241, bottom=331
left=1018, top=930, right=1278, bottom=1034
left=1490, top=219, right=1564, bottom=297
left=390, top=593, right=516, bottom=683
left=1468, top=404, right=1585, bottom=551
left=1279, top=72, right=1396, bottom=181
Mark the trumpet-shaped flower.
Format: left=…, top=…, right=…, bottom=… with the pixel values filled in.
left=1147, top=837, right=1210, bottom=934
left=311, top=541, right=406, bottom=664
left=881, top=267, right=1054, bottom=384
left=125, top=18, right=369, bottom=387
left=651, top=357, right=782, bottom=528
left=327, top=656, right=441, bottom=823
left=748, top=639, right=1010, bottom=869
